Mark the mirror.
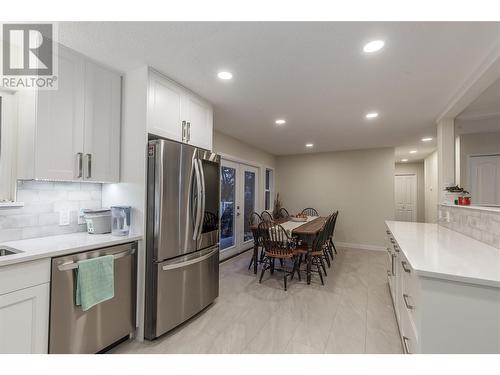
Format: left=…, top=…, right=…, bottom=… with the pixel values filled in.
left=454, top=77, right=500, bottom=206
left=0, top=90, right=17, bottom=203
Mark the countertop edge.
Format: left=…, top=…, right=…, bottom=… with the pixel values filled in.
left=0, top=233, right=143, bottom=268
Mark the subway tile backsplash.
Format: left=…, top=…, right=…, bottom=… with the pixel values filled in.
left=0, top=181, right=102, bottom=242
left=438, top=204, right=500, bottom=249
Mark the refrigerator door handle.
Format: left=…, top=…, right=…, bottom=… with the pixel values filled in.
left=161, top=246, right=219, bottom=271
left=192, top=158, right=203, bottom=240
left=197, top=158, right=206, bottom=240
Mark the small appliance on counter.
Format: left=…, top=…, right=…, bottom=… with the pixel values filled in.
left=83, top=209, right=112, bottom=234
left=111, top=206, right=131, bottom=236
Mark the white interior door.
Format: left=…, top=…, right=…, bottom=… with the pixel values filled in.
left=395, top=174, right=417, bottom=222
left=469, top=155, right=500, bottom=205
left=220, top=160, right=259, bottom=260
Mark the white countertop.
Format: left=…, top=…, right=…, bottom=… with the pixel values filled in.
left=385, top=221, right=500, bottom=288
left=440, top=203, right=500, bottom=213
left=0, top=232, right=143, bottom=267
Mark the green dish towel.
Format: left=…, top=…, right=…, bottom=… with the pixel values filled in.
left=75, top=255, right=115, bottom=311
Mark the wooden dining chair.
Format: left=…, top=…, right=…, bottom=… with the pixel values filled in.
left=258, top=221, right=299, bottom=291
left=301, top=207, right=319, bottom=216
left=248, top=212, right=263, bottom=270
left=293, top=214, right=332, bottom=285
left=277, top=207, right=290, bottom=219
left=261, top=210, right=273, bottom=222
left=328, top=211, right=339, bottom=256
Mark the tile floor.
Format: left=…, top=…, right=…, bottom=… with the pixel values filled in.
left=110, top=248, right=403, bottom=354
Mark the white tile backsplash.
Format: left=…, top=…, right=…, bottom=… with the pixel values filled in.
left=0, top=180, right=102, bottom=242
left=438, top=205, right=500, bottom=249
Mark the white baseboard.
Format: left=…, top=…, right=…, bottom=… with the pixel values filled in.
left=336, top=241, right=386, bottom=252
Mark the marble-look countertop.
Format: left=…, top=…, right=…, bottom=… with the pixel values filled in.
left=385, top=221, right=500, bottom=288
left=0, top=232, right=143, bottom=267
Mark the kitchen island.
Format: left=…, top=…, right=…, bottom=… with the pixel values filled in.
left=385, top=221, right=500, bottom=354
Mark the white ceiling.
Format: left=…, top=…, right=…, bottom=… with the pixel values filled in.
left=58, top=22, right=500, bottom=156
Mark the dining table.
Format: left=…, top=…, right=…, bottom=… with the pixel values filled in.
left=250, top=216, right=327, bottom=284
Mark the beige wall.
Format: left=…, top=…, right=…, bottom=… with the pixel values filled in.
left=276, top=148, right=395, bottom=248
left=395, top=161, right=425, bottom=223
left=458, top=131, right=500, bottom=192
left=213, top=130, right=276, bottom=169
left=424, top=151, right=438, bottom=223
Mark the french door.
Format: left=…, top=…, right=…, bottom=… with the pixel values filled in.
left=219, top=160, right=259, bottom=260
left=394, top=174, right=417, bottom=222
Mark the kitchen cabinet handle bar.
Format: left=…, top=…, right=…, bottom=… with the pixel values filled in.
left=182, top=121, right=186, bottom=141
left=86, top=154, right=92, bottom=179
left=76, top=152, right=83, bottom=178
left=403, top=294, right=414, bottom=310
left=187, top=122, right=191, bottom=142
left=401, top=260, right=411, bottom=273
left=402, top=336, right=411, bottom=354
left=57, top=248, right=136, bottom=271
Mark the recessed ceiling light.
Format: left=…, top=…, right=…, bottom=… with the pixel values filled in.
left=401, top=159, right=409, bottom=162
left=409, top=150, right=417, bottom=154
left=217, top=71, right=233, bottom=80
left=365, top=112, right=379, bottom=119
left=421, top=137, right=433, bottom=142
left=305, top=143, right=314, bottom=148
left=363, top=40, right=385, bottom=53
left=275, top=119, right=286, bottom=125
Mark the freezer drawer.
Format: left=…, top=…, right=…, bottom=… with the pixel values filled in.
left=153, top=245, right=219, bottom=338
left=49, top=242, right=137, bottom=354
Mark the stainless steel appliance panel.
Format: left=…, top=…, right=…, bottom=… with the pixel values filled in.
left=49, top=242, right=137, bottom=354
left=154, top=245, right=219, bottom=337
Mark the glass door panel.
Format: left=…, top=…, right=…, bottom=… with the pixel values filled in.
left=219, top=160, right=259, bottom=260
left=220, top=163, right=237, bottom=251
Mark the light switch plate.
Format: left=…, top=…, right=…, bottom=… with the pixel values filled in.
left=59, top=210, right=70, bottom=226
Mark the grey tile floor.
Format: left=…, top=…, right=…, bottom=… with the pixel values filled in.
left=110, top=248, right=403, bottom=354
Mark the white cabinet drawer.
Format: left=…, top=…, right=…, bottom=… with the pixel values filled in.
left=400, top=307, right=418, bottom=354
left=399, top=253, right=421, bottom=339
left=0, top=259, right=51, bottom=295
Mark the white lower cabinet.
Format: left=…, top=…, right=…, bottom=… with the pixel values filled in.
left=0, top=259, right=50, bottom=354
left=386, top=227, right=500, bottom=354
left=0, top=283, right=50, bottom=354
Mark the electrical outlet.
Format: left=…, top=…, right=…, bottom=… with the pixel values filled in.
left=78, top=209, right=86, bottom=225
left=59, top=210, right=70, bottom=226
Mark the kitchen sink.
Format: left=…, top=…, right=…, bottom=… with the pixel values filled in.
left=0, top=247, right=21, bottom=257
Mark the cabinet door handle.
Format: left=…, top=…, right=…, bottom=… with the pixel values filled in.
left=76, top=153, right=83, bottom=178
left=402, top=336, right=411, bottom=354
left=401, top=260, right=411, bottom=273
left=182, top=120, right=186, bottom=141
left=403, top=293, right=414, bottom=310
left=187, top=122, right=191, bottom=142
left=86, top=153, right=92, bottom=179
left=393, top=244, right=400, bottom=253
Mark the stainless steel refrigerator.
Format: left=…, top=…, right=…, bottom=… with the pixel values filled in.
left=145, top=139, right=220, bottom=340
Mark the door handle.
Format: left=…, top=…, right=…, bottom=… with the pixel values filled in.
left=401, top=260, right=411, bottom=273
left=192, top=158, right=203, bottom=240
left=403, top=294, right=415, bottom=310
left=197, top=159, right=206, bottom=240
left=162, top=246, right=218, bottom=271
left=402, top=336, right=411, bottom=354
left=187, top=122, right=191, bottom=142
left=182, top=121, right=186, bottom=142
left=76, top=153, right=83, bottom=178
left=85, top=154, right=92, bottom=179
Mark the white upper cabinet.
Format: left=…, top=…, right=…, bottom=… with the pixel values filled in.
left=83, top=61, right=121, bottom=182
left=17, top=45, right=121, bottom=183
left=26, top=46, right=85, bottom=181
left=148, top=71, right=183, bottom=142
left=147, top=69, right=213, bottom=150
left=182, top=93, right=213, bottom=151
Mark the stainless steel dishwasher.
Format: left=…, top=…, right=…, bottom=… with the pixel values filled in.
left=49, top=242, right=137, bottom=354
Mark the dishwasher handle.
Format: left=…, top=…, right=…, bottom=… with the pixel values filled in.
left=57, top=247, right=136, bottom=271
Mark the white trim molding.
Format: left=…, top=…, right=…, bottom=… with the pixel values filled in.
left=336, top=241, right=386, bottom=252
